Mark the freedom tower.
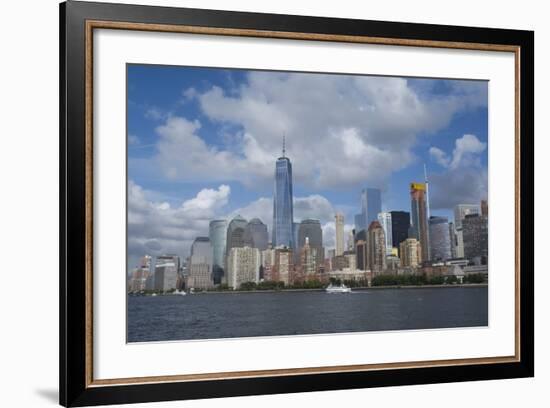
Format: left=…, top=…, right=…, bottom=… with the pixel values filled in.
left=272, top=136, right=294, bottom=248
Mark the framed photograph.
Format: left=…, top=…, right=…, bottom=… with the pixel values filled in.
left=60, top=1, right=534, bottom=406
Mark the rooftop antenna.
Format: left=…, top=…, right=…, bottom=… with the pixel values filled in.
left=282, top=133, right=286, bottom=158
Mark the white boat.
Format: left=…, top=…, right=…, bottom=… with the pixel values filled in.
left=173, top=290, right=186, bottom=296
left=325, top=283, right=352, bottom=293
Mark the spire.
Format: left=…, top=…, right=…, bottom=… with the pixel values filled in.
left=424, top=163, right=431, bottom=219
left=282, top=133, right=286, bottom=158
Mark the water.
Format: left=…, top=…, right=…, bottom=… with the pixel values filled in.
left=127, top=286, right=488, bottom=342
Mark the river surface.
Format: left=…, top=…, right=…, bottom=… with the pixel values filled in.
left=127, top=286, right=488, bottom=342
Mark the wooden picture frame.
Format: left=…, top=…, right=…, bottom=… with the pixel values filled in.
left=60, top=1, right=534, bottom=406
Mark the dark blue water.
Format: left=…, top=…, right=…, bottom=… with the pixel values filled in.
left=127, top=286, right=488, bottom=342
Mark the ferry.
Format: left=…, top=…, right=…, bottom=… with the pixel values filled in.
left=173, top=290, right=186, bottom=296
left=325, top=283, right=352, bottom=293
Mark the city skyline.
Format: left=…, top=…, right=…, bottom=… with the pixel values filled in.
left=127, top=65, right=488, bottom=272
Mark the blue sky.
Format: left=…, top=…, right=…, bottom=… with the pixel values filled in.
left=127, top=64, right=488, bottom=269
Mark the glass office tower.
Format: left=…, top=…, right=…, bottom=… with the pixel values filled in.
left=272, top=150, right=294, bottom=248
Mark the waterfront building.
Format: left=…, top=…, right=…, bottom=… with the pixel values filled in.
left=261, top=248, right=276, bottom=281
left=390, top=211, right=410, bottom=255
left=244, top=218, right=269, bottom=251
left=187, top=237, right=214, bottom=290
left=355, top=187, right=382, bottom=231
left=154, top=254, right=179, bottom=292
left=454, top=204, right=481, bottom=258
left=344, top=252, right=357, bottom=271
left=335, top=212, right=345, bottom=256
left=462, top=214, right=488, bottom=264
left=227, top=246, right=261, bottom=289
left=410, top=182, right=430, bottom=262
left=429, top=216, right=452, bottom=261
left=209, top=219, right=227, bottom=284
left=272, top=140, right=294, bottom=248
left=273, top=247, right=293, bottom=285
left=386, top=254, right=401, bottom=272
left=128, top=255, right=152, bottom=292
left=367, top=221, right=386, bottom=273
left=399, top=238, right=422, bottom=267
left=377, top=212, right=393, bottom=255
left=297, top=219, right=324, bottom=266
left=331, top=254, right=349, bottom=271
left=299, top=237, right=318, bottom=276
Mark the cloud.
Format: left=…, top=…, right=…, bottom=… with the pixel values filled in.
left=127, top=181, right=231, bottom=270
left=128, top=134, right=140, bottom=145
left=430, top=134, right=486, bottom=170
left=144, top=72, right=485, bottom=190
left=429, top=134, right=487, bottom=210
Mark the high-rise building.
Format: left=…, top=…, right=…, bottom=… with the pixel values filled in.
left=356, top=240, right=367, bottom=271
left=154, top=255, right=179, bottom=292
left=244, top=218, right=269, bottom=251
left=429, top=216, right=452, bottom=261
left=462, top=214, right=488, bottom=264
left=454, top=204, right=481, bottom=258
left=335, top=213, right=345, bottom=256
left=209, top=219, right=226, bottom=284
left=128, top=255, right=152, bottom=292
left=261, top=248, right=276, bottom=281
left=299, top=237, right=318, bottom=276
left=377, top=212, right=393, bottom=255
left=399, top=238, right=422, bottom=267
left=355, top=188, right=382, bottom=232
left=227, top=246, right=261, bottom=289
left=272, top=140, right=294, bottom=248
left=390, top=211, right=410, bottom=255
left=297, top=219, right=324, bottom=266
left=367, top=221, right=386, bottom=273
left=226, top=215, right=247, bottom=256
left=187, top=237, right=213, bottom=290
left=449, top=222, right=458, bottom=259
left=273, top=247, right=293, bottom=285
left=410, top=182, right=430, bottom=263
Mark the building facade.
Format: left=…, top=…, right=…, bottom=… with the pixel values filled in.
left=297, top=219, right=324, bottom=267
left=454, top=204, right=481, bottom=258
left=272, top=149, right=294, bottom=248
left=226, top=215, right=248, bottom=268
left=367, top=221, right=386, bottom=273
left=244, top=218, right=269, bottom=251
left=227, top=246, right=261, bottom=289
left=209, top=219, right=226, bottom=284
left=187, top=237, right=214, bottom=290
left=462, top=214, right=488, bottom=264
left=154, top=255, right=179, bottom=292
left=390, top=210, right=410, bottom=255
left=355, top=187, right=382, bottom=232
left=377, top=212, right=393, bottom=255
left=429, top=216, right=452, bottom=261
left=410, top=182, right=430, bottom=263
left=335, top=212, right=345, bottom=256
left=399, top=238, right=422, bottom=267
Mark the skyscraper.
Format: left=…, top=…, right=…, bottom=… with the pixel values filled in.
left=299, top=237, right=318, bottom=276
left=187, top=237, right=213, bottom=289
left=377, top=212, right=393, bottom=255
left=481, top=200, right=489, bottom=217
left=209, top=219, right=226, bottom=284
left=297, top=219, right=324, bottom=266
left=462, top=213, right=488, bottom=264
left=226, top=215, right=248, bottom=276
left=244, top=218, right=269, bottom=251
left=355, top=188, right=382, bottom=232
left=410, top=182, right=430, bottom=263
left=335, top=212, right=345, bottom=256
left=272, top=139, right=294, bottom=248
left=154, top=255, right=179, bottom=292
left=454, top=204, right=481, bottom=258
left=367, top=221, right=386, bottom=273
left=429, top=216, right=452, bottom=261
left=390, top=210, right=410, bottom=255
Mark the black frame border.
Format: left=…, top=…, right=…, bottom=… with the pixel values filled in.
left=60, top=1, right=534, bottom=406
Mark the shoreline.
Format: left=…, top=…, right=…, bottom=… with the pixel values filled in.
left=131, top=283, right=488, bottom=296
